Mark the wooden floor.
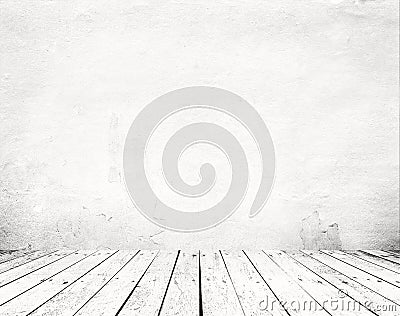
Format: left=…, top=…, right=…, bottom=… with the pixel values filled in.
left=0, top=250, right=399, bottom=315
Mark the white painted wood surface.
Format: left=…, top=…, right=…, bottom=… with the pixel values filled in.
left=0, top=250, right=74, bottom=287
left=264, top=250, right=374, bottom=316
left=0, top=249, right=398, bottom=315
left=75, top=250, right=158, bottom=316
left=245, top=251, right=331, bottom=316
left=221, top=250, right=287, bottom=315
left=344, top=250, right=400, bottom=274
left=0, top=250, right=116, bottom=315
left=29, top=250, right=137, bottom=316
left=363, top=250, right=400, bottom=265
left=321, top=250, right=400, bottom=287
left=288, top=251, right=400, bottom=316
left=118, top=251, right=178, bottom=316
left=303, top=250, right=400, bottom=305
left=201, top=251, right=244, bottom=315
left=0, top=250, right=36, bottom=265
left=0, top=250, right=93, bottom=306
left=160, top=252, right=199, bottom=315
left=386, top=250, right=400, bottom=256
left=0, top=249, right=56, bottom=274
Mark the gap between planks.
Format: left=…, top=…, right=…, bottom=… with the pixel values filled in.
left=0, top=250, right=399, bottom=316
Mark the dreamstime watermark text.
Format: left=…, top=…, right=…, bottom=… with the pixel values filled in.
left=259, top=295, right=398, bottom=313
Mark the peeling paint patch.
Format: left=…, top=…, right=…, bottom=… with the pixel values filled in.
left=300, top=211, right=342, bottom=250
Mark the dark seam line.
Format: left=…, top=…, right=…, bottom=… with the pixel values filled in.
left=0, top=250, right=59, bottom=275
left=284, top=251, right=379, bottom=316
left=344, top=251, right=400, bottom=274
left=0, top=250, right=38, bottom=265
left=321, top=250, right=400, bottom=289
left=27, top=250, right=119, bottom=315
left=360, top=250, right=400, bottom=265
left=0, top=250, right=97, bottom=307
left=115, top=250, right=160, bottom=315
left=300, top=250, right=400, bottom=307
left=157, top=250, right=181, bottom=316
left=72, top=250, right=141, bottom=316
left=198, top=250, right=203, bottom=316
left=261, top=250, right=333, bottom=316
left=0, top=250, right=77, bottom=289
left=219, top=250, right=246, bottom=315
left=242, top=250, right=291, bottom=316
left=382, top=250, right=400, bottom=258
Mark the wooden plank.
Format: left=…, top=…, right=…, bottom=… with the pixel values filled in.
left=0, top=250, right=36, bottom=265
left=29, top=251, right=137, bottom=316
left=117, top=251, right=179, bottom=316
left=0, top=250, right=74, bottom=288
left=303, top=250, right=400, bottom=305
left=264, top=250, right=374, bottom=315
left=383, top=251, right=400, bottom=262
left=74, top=250, right=158, bottom=315
left=0, top=249, right=57, bottom=274
left=362, top=250, right=400, bottom=265
left=220, top=251, right=286, bottom=316
left=244, top=251, right=331, bottom=316
left=344, top=251, right=400, bottom=274
left=0, top=248, right=397, bottom=315
left=0, top=250, right=116, bottom=315
left=200, top=251, right=244, bottom=316
left=288, top=251, right=400, bottom=316
left=0, top=250, right=94, bottom=306
left=321, top=250, right=400, bottom=287
left=159, top=251, right=199, bottom=315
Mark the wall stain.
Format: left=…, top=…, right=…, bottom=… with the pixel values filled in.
left=300, top=211, right=342, bottom=250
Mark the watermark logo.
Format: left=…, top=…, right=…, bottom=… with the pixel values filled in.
left=123, top=86, right=275, bottom=231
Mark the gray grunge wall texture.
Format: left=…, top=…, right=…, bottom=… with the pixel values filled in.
left=0, top=0, right=399, bottom=251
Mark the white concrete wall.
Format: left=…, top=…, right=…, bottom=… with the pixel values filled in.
left=0, top=0, right=398, bottom=250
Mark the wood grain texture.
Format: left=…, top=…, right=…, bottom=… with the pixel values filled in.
left=386, top=250, right=400, bottom=256
left=0, top=250, right=398, bottom=316
left=344, top=250, right=400, bottom=274
left=0, top=250, right=93, bottom=306
left=0, top=250, right=57, bottom=274
left=321, top=250, right=400, bottom=287
left=117, top=251, right=178, bottom=316
left=264, top=250, right=374, bottom=316
left=220, top=250, right=287, bottom=315
left=29, top=250, right=137, bottom=316
left=303, top=250, right=400, bottom=305
left=0, top=250, right=36, bottom=265
left=245, top=251, right=331, bottom=316
left=160, top=251, right=199, bottom=315
left=75, top=250, right=158, bottom=316
left=288, top=251, right=400, bottom=316
left=0, top=250, right=116, bottom=315
left=201, top=251, right=244, bottom=316
left=362, top=250, right=400, bottom=265
left=0, top=250, right=75, bottom=288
